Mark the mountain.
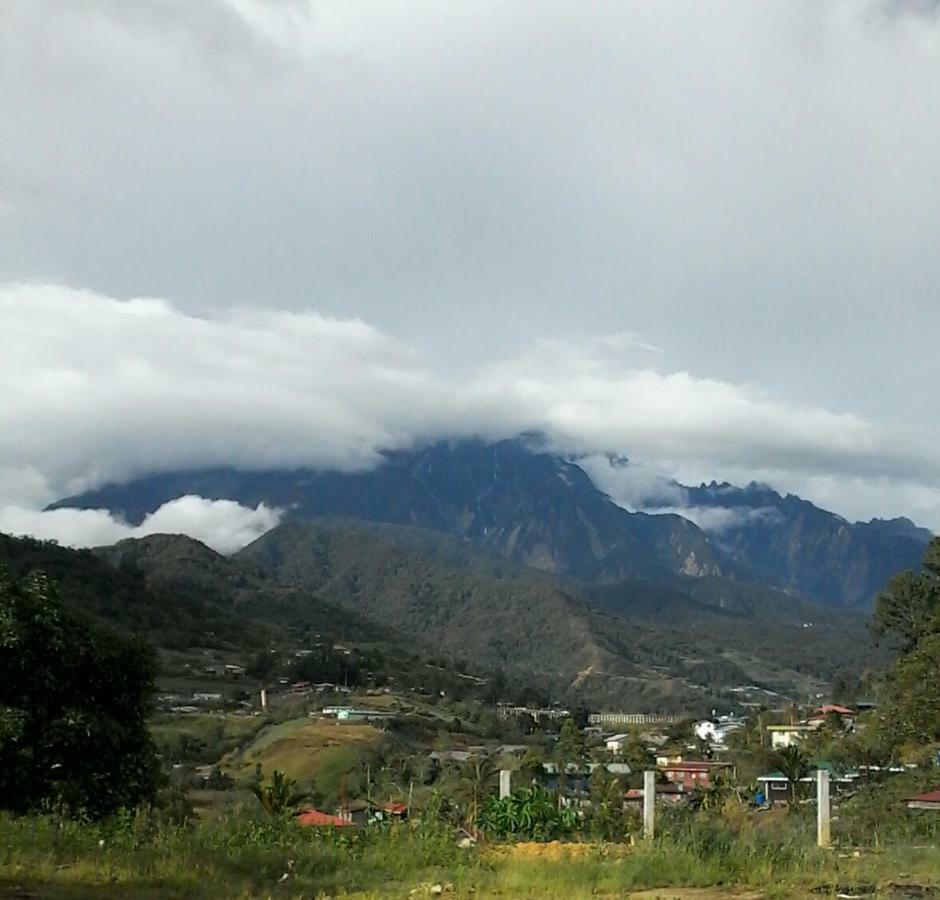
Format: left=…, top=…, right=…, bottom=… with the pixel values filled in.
left=0, top=520, right=883, bottom=709
left=49, top=437, right=931, bottom=608
left=235, top=518, right=878, bottom=708
left=0, top=532, right=275, bottom=652
left=49, top=438, right=724, bottom=582
left=680, top=481, right=930, bottom=607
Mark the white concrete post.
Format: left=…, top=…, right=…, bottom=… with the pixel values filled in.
left=816, top=769, right=830, bottom=848
left=643, top=770, right=656, bottom=840
left=499, top=769, right=512, bottom=800
left=260, top=688, right=267, bottom=711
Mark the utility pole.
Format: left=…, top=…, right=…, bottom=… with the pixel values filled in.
left=817, top=769, right=830, bottom=848
left=499, top=769, right=511, bottom=799
left=643, top=770, right=656, bottom=840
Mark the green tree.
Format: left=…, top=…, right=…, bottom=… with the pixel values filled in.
left=554, top=718, right=585, bottom=769
left=774, top=745, right=810, bottom=805
left=0, top=567, right=159, bottom=818
left=554, top=718, right=585, bottom=798
left=871, top=538, right=940, bottom=653
left=252, top=769, right=301, bottom=814
left=870, top=539, right=940, bottom=750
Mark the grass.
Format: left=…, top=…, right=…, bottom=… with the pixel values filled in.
left=220, top=717, right=388, bottom=805
left=151, top=712, right=267, bottom=766
left=2, top=806, right=940, bottom=899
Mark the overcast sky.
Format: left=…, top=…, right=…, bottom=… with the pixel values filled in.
left=3, top=0, right=940, bottom=547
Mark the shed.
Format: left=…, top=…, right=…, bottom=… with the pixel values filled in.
left=906, top=790, right=940, bottom=811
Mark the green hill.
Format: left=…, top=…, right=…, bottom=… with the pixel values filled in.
left=236, top=519, right=877, bottom=709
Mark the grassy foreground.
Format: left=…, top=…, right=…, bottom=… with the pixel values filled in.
left=2, top=810, right=940, bottom=899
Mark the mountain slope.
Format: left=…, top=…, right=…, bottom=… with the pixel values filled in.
left=235, top=519, right=874, bottom=708
left=0, top=532, right=274, bottom=651
left=50, top=438, right=723, bottom=583
left=681, top=481, right=929, bottom=607
left=50, top=437, right=931, bottom=608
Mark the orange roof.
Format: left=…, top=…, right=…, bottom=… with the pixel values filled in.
left=383, top=802, right=408, bottom=815
left=296, top=809, right=353, bottom=827
left=907, top=790, right=940, bottom=804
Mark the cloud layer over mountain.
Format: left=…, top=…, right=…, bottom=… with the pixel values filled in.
left=0, top=495, right=281, bottom=554
left=2, top=283, right=939, bottom=546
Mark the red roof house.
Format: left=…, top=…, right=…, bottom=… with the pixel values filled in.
left=296, top=809, right=354, bottom=827
left=906, top=790, right=940, bottom=810
left=660, top=760, right=733, bottom=791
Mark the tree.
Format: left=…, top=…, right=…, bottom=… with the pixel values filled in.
left=619, top=732, right=654, bottom=775
left=252, top=769, right=301, bottom=814
left=871, top=538, right=940, bottom=653
left=774, top=745, right=810, bottom=805
left=870, top=539, right=940, bottom=750
left=554, top=718, right=585, bottom=769
left=879, top=633, right=940, bottom=746
left=457, top=756, right=496, bottom=832
left=553, top=718, right=585, bottom=798
left=0, top=567, right=159, bottom=818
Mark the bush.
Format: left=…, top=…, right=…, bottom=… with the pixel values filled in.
left=478, top=787, right=579, bottom=840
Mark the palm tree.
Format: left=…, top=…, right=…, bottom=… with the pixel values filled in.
left=774, top=745, right=810, bottom=805
left=252, top=769, right=301, bottom=814
left=457, top=757, right=496, bottom=834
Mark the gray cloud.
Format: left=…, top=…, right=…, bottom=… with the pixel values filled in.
left=1, top=2, right=939, bottom=537
left=2, top=284, right=940, bottom=532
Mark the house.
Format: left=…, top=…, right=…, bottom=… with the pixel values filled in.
left=654, top=748, right=686, bottom=767
left=806, top=704, right=855, bottom=729
left=757, top=763, right=857, bottom=806
left=224, top=664, right=246, bottom=679
left=624, top=782, right=687, bottom=805
left=660, top=760, right=733, bottom=791
left=694, top=716, right=745, bottom=746
left=381, top=802, right=409, bottom=821
left=906, top=790, right=940, bottom=811
left=296, top=809, right=354, bottom=827
left=605, top=733, right=632, bottom=754
left=339, top=799, right=372, bottom=826
left=766, top=724, right=816, bottom=749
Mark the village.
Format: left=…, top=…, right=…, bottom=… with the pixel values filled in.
left=150, top=641, right=940, bottom=837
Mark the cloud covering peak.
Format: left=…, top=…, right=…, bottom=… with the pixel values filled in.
left=3, top=283, right=940, bottom=540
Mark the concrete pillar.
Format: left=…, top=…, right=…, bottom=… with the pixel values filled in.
left=260, top=688, right=267, bottom=711
left=643, top=770, right=656, bottom=840
left=499, top=769, right=512, bottom=800
left=817, top=769, right=830, bottom=848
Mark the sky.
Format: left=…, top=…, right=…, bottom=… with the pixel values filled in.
left=2, top=0, right=940, bottom=549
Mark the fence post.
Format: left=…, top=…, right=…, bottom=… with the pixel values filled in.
left=499, top=769, right=512, bottom=800
left=643, top=770, right=656, bottom=840
left=816, top=769, right=830, bottom=848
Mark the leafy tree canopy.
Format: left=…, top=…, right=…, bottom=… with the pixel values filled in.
left=0, top=566, right=159, bottom=818
left=871, top=537, right=940, bottom=653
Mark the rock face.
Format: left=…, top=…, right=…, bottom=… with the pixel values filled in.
left=50, top=437, right=723, bottom=584
left=683, top=482, right=930, bottom=607
left=50, top=436, right=931, bottom=608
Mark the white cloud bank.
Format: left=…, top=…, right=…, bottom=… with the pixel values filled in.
left=2, top=283, right=940, bottom=536
left=0, top=496, right=282, bottom=554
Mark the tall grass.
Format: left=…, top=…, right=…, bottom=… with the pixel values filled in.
left=0, top=811, right=476, bottom=898
left=2, top=796, right=939, bottom=898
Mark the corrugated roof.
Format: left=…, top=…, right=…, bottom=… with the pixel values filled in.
left=296, top=809, right=353, bottom=827
left=907, top=790, right=940, bottom=804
